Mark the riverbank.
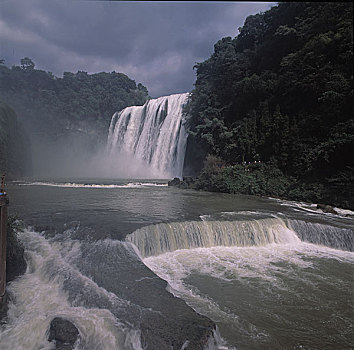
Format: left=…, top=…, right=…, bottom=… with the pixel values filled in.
left=170, top=162, right=354, bottom=211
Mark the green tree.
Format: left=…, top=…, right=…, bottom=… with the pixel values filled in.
left=186, top=2, right=353, bottom=208
left=20, top=57, right=35, bottom=71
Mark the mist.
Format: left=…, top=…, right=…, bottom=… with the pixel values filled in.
left=30, top=131, right=170, bottom=180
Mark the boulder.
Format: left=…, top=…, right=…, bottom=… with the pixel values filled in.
left=168, top=177, right=181, bottom=186
left=317, top=204, right=338, bottom=214
left=48, top=317, right=80, bottom=350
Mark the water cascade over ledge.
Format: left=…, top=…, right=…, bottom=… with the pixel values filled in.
left=126, top=218, right=354, bottom=258
left=106, top=93, right=189, bottom=178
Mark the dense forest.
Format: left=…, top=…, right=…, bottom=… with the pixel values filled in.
left=0, top=101, right=32, bottom=178
left=185, top=2, right=353, bottom=209
left=0, top=58, right=148, bottom=136
left=0, top=59, right=149, bottom=175
left=0, top=2, right=352, bottom=207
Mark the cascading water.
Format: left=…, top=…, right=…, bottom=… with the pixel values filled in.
left=106, top=93, right=189, bottom=178
left=3, top=181, right=354, bottom=350
left=126, top=217, right=354, bottom=258
left=128, top=216, right=354, bottom=350
left=287, top=219, right=354, bottom=251
left=126, top=218, right=301, bottom=258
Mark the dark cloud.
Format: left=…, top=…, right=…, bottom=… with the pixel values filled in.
left=0, top=0, right=276, bottom=97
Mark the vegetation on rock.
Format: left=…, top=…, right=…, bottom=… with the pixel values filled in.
left=186, top=2, right=353, bottom=209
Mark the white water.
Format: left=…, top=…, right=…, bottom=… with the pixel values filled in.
left=19, top=181, right=167, bottom=189
left=106, top=93, right=189, bottom=178
left=126, top=218, right=301, bottom=258
left=4, top=180, right=354, bottom=349
left=126, top=214, right=353, bottom=349
left=268, top=197, right=354, bottom=218
left=143, top=234, right=354, bottom=350
left=0, top=229, right=143, bottom=350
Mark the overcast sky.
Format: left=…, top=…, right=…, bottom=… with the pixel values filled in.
left=0, top=1, right=276, bottom=97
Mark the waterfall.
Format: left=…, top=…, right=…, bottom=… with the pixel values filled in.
left=287, top=219, right=354, bottom=252
left=126, top=218, right=354, bottom=258
left=126, top=218, right=300, bottom=258
left=106, top=93, right=189, bottom=178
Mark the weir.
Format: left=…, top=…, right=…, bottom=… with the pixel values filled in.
left=126, top=218, right=301, bottom=258
left=106, top=93, right=189, bottom=178
left=126, top=218, right=354, bottom=258
left=287, top=219, right=354, bottom=252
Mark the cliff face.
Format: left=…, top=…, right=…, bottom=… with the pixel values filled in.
left=0, top=101, right=32, bottom=179
left=183, top=135, right=206, bottom=177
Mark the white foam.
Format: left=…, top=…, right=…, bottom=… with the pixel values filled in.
left=334, top=207, right=354, bottom=217
left=145, top=242, right=354, bottom=286
left=0, top=229, right=143, bottom=350
left=143, top=241, right=354, bottom=349
left=19, top=181, right=167, bottom=189
left=268, top=197, right=354, bottom=219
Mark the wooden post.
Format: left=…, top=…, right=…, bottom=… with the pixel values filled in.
left=0, top=174, right=8, bottom=299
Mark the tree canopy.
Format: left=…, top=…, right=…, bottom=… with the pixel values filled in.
left=0, top=61, right=149, bottom=139
left=186, top=2, right=353, bottom=208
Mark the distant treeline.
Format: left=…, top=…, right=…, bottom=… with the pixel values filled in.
left=186, top=2, right=353, bottom=208
left=0, top=58, right=149, bottom=176
left=0, top=58, right=149, bottom=139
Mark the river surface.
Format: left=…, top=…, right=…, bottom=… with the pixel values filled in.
left=0, top=178, right=353, bottom=350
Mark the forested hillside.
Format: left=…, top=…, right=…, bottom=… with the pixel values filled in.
left=0, top=101, right=32, bottom=178
left=186, top=2, right=353, bottom=209
left=0, top=59, right=149, bottom=176
left=0, top=59, right=148, bottom=136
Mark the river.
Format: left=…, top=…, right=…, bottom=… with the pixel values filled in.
left=0, top=178, right=353, bottom=350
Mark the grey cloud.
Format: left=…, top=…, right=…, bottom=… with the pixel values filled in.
left=0, top=1, right=276, bottom=97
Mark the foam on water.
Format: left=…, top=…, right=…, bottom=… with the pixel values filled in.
left=144, top=242, right=354, bottom=349
left=0, top=229, right=143, bottom=350
left=268, top=197, right=354, bottom=218
left=127, top=213, right=354, bottom=349
left=19, top=181, right=167, bottom=188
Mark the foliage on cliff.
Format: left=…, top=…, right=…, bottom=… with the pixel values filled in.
left=0, top=101, right=32, bottom=178
left=187, top=2, right=353, bottom=208
left=0, top=59, right=149, bottom=138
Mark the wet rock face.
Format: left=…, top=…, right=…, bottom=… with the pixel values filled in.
left=6, top=224, right=27, bottom=283
left=168, top=177, right=181, bottom=186
left=0, top=293, right=8, bottom=324
left=48, top=317, right=80, bottom=350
